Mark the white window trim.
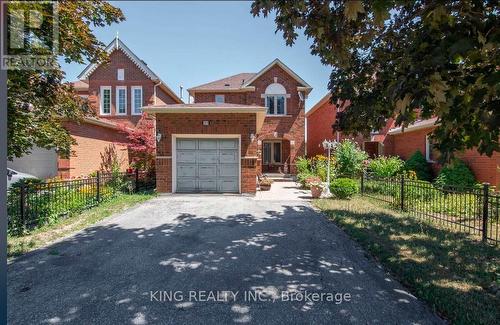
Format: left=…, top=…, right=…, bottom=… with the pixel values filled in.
left=425, top=135, right=436, bottom=163
left=131, top=86, right=143, bottom=115
left=99, top=86, right=112, bottom=116
left=116, top=86, right=127, bottom=115
left=215, top=94, right=225, bottom=103
left=117, top=68, right=125, bottom=81
left=263, top=94, right=288, bottom=116
left=263, top=140, right=282, bottom=164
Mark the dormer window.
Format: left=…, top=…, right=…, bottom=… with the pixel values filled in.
left=117, top=68, right=124, bottom=81
left=264, top=83, right=287, bottom=115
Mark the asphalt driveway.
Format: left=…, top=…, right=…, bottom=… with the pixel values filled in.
left=8, top=183, right=443, bottom=324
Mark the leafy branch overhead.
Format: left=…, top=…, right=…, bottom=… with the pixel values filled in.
left=7, top=0, right=125, bottom=159
left=252, top=0, right=500, bottom=160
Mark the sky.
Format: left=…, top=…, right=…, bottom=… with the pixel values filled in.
left=60, top=1, right=332, bottom=111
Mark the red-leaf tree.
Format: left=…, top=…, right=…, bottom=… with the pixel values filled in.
left=118, top=113, right=156, bottom=172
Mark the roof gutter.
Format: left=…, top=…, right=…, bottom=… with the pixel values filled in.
left=388, top=119, right=439, bottom=135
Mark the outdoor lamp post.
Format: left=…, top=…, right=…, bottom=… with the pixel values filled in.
left=322, top=139, right=337, bottom=197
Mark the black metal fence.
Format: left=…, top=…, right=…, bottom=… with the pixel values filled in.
left=360, top=173, right=499, bottom=244
left=7, top=169, right=155, bottom=235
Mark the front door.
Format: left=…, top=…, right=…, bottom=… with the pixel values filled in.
left=262, top=141, right=282, bottom=173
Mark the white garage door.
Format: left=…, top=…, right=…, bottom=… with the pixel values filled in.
left=176, top=138, right=239, bottom=193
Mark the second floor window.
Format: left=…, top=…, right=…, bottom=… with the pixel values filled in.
left=264, top=82, right=287, bottom=115
left=116, top=86, right=127, bottom=115
left=215, top=94, right=225, bottom=103
left=132, top=86, right=143, bottom=115
left=100, top=86, right=111, bottom=115
left=266, top=95, right=285, bottom=115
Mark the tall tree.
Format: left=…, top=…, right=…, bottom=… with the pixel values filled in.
left=252, top=0, right=499, bottom=160
left=7, top=0, right=125, bottom=159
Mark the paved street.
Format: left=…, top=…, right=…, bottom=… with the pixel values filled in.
left=8, top=182, right=443, bottom=324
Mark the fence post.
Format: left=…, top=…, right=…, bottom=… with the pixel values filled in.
left=482, top=183, right=489, bottom=242
left=19, top=181, right=26, bottom=232
left=96, top=171, right=101, bottom=203
left=360, top=172, right=364, bottom=195
left=400, top=174, right=405, bottom=211
left=135, top=168, right=139, bottom=193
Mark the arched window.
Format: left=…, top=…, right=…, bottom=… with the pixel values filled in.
left=264, top=83, right=287, bottom=115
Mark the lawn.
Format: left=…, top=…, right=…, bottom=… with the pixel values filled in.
left=8, top=191, right=155, bottom=259
left=314, top=196, right=499, bottom=325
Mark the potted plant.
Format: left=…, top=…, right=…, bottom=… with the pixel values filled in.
left=259, top=178, right=273, bottom=191
left=305, top=176, right=322, bottom=189
left=309, top=180, right=324, bottom=198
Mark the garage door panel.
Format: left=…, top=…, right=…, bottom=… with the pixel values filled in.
left=198, top=151, right=218, bottom=163
left=218, top=179, right=238, bottom=192
left=219, top=164, right=238, bottom=177
left=219, top=150, right=238, bottom=163
left=199, top=139, right=218, bottom=149
left=177, top=139, right=197, bottom=150
left=198, top=180, right=217, bottom=192
left=177, top=151, right=196, bottom=163
left=219, top=139, right=238, bottom=149
left=198, top=164, right=217, bottom=177
left=177, top=164, right=196, bottom=177
left=177, top=179, right=196, bottom=192
left=176, top=138, right=239, bottom=193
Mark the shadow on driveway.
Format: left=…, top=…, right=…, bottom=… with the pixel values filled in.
left=8, top=196, right=443, bottom=324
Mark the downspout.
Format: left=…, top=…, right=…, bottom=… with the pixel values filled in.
left=153, top=81, right=162, bottom=105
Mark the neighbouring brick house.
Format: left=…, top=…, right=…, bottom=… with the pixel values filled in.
left=384, top=120, right=500, bottom=187
left=58, top=37, right=182, bottom=178
left=144, top=59, right=312, bottom=194
left=306, top=93, right=500, bottom=187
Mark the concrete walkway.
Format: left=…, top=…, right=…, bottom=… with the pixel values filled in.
left=8, top=182, right=443, bottom=324
left=255, top=180, right=311, bottom=201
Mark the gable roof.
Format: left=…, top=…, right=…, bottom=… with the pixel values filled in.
left=243, top=58, right=312, bottom=91
left=188, top=59, right=312, bottom=95
left=305, top=93, right=332, bottom=117
left=77, top=37, right=182, bottom=103
left=188, top=73, right=256, bottom=93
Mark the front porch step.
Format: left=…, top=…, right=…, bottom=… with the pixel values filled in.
left=262, top=173, right=295, bottom=182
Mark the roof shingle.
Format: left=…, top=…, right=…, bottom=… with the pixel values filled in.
left=188, top=73, right=256, bottom=92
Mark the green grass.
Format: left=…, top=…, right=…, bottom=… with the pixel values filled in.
left=8, top=191, right=155, bottom=259
left=314, top=196, right=499, bottom=325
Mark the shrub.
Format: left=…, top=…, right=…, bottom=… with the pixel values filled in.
left=334, top=140, right=368, bottom=178
left=435, top=159, right=476, bottom=188
left=404, top=150, right=433, bottom=181
left=368, top=156, right=404, bottom=178
left=296, top=156, right=311, bottom=174
left=311, top=154, right=335, bottom=181
left=330, top=178, right=359, bottom=199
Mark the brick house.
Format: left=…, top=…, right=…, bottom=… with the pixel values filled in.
left=384, top=119, right=500, bottom=187
left=59, top=37, right=182, bottom=178
left=144, top=59, right=312, bottom=194
left=306, top=93, right=500, bottom=187
left=306, top=93, right=366, bottom=157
